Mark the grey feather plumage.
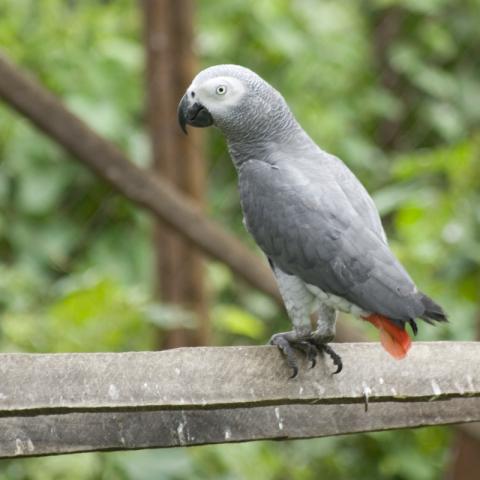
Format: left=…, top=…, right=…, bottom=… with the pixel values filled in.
left=238, top=151, right=424, bottom=322
left=183, top=64, right=446, bottom=329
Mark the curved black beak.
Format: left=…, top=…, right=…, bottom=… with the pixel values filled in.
left=177, top=94, right=213, bottom=134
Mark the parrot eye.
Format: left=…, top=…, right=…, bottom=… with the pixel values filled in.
left=216, top=85, right=227, bottom=95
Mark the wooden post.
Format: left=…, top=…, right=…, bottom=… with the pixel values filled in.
left=371, top=6, right=406, bottom=150
left=447, top=318, right=480, bottom=480
left=143, top=0, right=208, bottom=347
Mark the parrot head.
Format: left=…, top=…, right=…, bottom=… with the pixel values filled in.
left=177, top=64, right=290, bottom=138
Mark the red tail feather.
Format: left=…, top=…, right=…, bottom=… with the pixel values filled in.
left=363, top=314, right=411, bottom=359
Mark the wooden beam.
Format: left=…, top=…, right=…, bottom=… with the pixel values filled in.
left=0, top=343, right=478, bottom=413
left=2, top=399, right=479, bottom=458
left=0, top=342, right=479, bottom=457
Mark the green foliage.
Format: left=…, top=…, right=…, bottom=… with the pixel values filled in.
left=372, top=136, right=480, bottom=340
left=0, top=267, right=160, bottom=353
left=1, top=0, right=479, bottom=479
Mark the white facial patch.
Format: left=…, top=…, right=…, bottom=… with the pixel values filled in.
left=189, top=76, right=246, bottom=116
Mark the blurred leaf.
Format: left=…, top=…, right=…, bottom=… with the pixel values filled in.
left=142, top=303, right=196, bottom=330
left=213, top=305, right=266, bottom=339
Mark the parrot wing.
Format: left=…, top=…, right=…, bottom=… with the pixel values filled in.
left=238, top=152, right=424, bottom=321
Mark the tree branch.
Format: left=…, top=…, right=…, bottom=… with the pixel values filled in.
left=0, top=52, right=279, bottom=301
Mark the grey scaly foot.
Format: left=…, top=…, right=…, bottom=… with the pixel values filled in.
left=297, top=340, right=342, bottom=374
left=269, top=332, right=342, bottom=377
left=294, top=341, right=318, bottom=368
left=311, top=342, right=343, bottom=374
left=269, top=333, right=300, bottom=378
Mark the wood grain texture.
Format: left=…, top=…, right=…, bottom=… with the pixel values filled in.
left=0, top=343, right=478, bottom=457
left=2, top=399, right=479, bottom=458
left=0, top=343, right=478, bottom=413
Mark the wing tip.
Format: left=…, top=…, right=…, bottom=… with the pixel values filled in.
left=419, top=293, right=448, bottom=324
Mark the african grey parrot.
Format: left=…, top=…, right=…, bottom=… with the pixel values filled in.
left=178, top=65, right=447, bottom=376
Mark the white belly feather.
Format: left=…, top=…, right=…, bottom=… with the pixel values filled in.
left=305, top=283, right=369, bottom=317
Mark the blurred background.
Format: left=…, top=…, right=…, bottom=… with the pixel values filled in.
left=1, top=0, right=479, bottom=478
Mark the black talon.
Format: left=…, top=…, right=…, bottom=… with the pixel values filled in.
left=270, top=335, right=299, bottom=378
left=270, top=332, right=342, bottom=377
left=290, top=365, right=299, bottom=379
left=320, top=344, right=343, bottom=374
left=290, top=341, right=317, bottom=368
left=295, top=342, right=317, bottom=368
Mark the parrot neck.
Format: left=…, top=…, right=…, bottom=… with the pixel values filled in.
left=219, top=85, right=317, bottom=168
left=226, top=122, right=315, bottom=169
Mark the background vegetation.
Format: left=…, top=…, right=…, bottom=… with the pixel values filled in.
left=1, top=0, right=479, bottom=478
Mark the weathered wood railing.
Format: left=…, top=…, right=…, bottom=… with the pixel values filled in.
left=0, top=342, right=479, bottom=458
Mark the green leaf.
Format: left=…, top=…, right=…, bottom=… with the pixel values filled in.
left=213, top=305, right=266, bottom=339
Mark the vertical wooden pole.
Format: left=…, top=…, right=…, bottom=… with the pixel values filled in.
left=446, top=318, right=480, bottom=480
left=371, top=6, right=405, bottom=151
left=142, top=0, right=209, bottom=347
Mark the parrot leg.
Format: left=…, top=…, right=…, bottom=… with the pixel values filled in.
left=268, top=261, right=342, bottom=376
left=311, top=303, right=337, bottom=344
left=269, top=332, right=302, bottom=378
left=309, top=304, right=342, bottom=373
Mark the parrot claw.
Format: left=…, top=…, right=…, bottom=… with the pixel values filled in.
left=303, top=341, right=343, bottom=374
left=294, top=341, right=318, bottom=368
left=269, top=332, right=342, bottom=377
left=318, top=343, right=343, bottom=374
left=269, top=333, right=299, bottom=378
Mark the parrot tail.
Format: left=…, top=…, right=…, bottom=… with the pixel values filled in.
left=419, top=292, right=448, bottom=324
left=363, top=294, right=447, bottom=359
left=363, top=314, right=411, bottom=359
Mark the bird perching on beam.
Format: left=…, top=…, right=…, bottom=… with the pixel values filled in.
left=178, top=65, right=447, bottom=377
